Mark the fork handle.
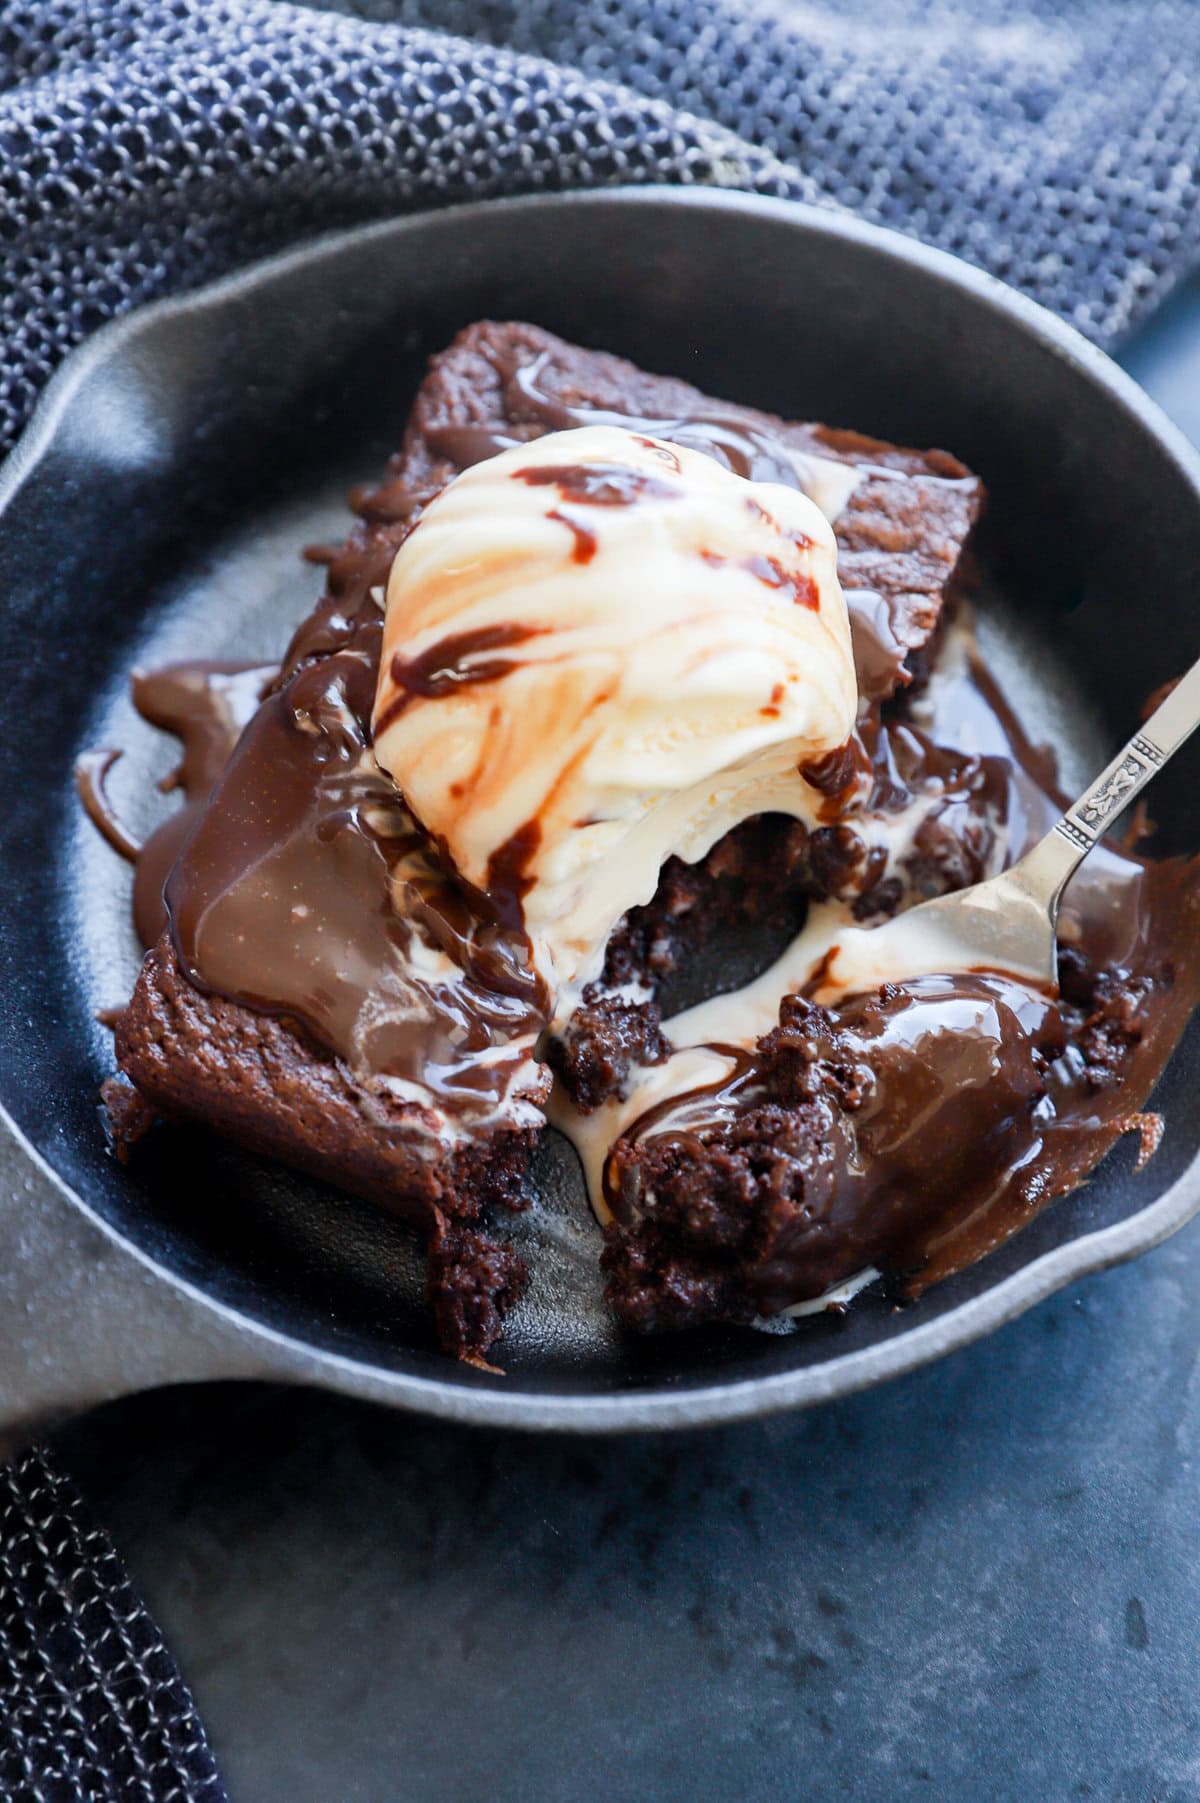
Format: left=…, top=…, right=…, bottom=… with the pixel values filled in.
left=1028, top=652, right=1200, bottom=907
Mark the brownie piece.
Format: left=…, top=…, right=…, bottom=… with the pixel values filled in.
left=107, top=321, right=985, bottom=1359
left=403, top=321, right=983, bottom=692
left=112, top=938, right=535, bottom=1365
left=599, top=975, right=1067, bottom=1332
left=114, top=936, right=535, bottom=1222
left=404, top=325, right=983, bottom=1111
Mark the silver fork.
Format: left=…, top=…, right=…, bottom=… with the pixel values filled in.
left=823, top=654, right=1200, bottom=996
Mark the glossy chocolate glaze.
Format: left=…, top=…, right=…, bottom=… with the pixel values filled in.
left=74, top=749, right=140, bottom=863
left=846, top=589, right=915, bottom=703
left=78, top=663, right=272, bottom=947
left=163, top=599, right=549, bottom=1121
left=127, top=661, right=274, bottom=948
left=604, top=971, right=1068, bottom=1314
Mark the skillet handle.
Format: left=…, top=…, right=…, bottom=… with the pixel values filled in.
left=0, top=1137, right=292, bottom=1457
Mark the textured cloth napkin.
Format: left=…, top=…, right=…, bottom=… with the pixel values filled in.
left=7, top=0, right=1200, bottom=455
left=4, top=0, right=1200, bottom=1796
left=0, top=1449, right=224, bottom=1802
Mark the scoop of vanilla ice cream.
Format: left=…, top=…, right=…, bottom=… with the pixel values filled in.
left=372, top=425, right=858, bottom=991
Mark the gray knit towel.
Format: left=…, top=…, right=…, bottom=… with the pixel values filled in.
left=5, top=0, right=1200, bottom=458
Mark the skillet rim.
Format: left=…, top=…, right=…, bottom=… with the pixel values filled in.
left=3, top=184, right=1199, bottom=1434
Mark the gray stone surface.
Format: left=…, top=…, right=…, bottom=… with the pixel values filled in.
left=53, top=281, right=1200, bottom=1803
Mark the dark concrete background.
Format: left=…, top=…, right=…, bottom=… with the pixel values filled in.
left=52, top=276, right=1200, bottom=1803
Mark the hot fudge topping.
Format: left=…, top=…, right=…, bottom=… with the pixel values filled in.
left=75, top=749, right=140, bottom=863
left=86, top=320, right=1200, bottom=1362
left=130, top=662, right=274, bottom=947
left=162, top=599, right=551, bottom=1139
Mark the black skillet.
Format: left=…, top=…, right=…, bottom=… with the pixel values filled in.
left=1, top=189, right=1198, bottom=1440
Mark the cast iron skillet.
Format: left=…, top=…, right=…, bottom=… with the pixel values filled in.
left=0, top=189, right=1198, bottom=1439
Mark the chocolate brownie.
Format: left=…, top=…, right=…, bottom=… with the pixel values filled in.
left=101, top=322, right=998, bottom=1360
left=111, top=937, right=536, bottom=1221
left=404, top=321, right=983, bottom=700
left=402, top=323, right=983, bottom=1112
left=598, top=968, right=1161, bottom=1332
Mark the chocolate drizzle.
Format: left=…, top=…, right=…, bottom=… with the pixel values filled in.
left=484, top=819, right=544, bottom=932
left=132, top=662, right=273, bottom=947
left=700, top=549, right=821, bottom=609
left=375, top=623, right=541, bottom=735
left=593, top=632, right=1200, bottom=1329
left=428, top=355, right=841, bottom=490
left=514, top=458, right=682, bottom=566
left=845, top=590, right=913, bottom=703
left=77, top=662, right=272, bottom=947
left=513, top=461, right=680, bottom=507
left=74, top=749, right=140, bottom=863
left=547, top=509, right=598, bottom=564
left=163, top=606, right=549, bottom=1114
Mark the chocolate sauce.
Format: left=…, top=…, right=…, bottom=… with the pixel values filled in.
left=74, top=750, right=140, bottom=863
left=514, top=461, right=680, bottom=507
left=127, top=662, right=273, bottom=947
left=162, top=603, right=549, bottom=1116
left=760, top=681, right=786, bottom=721
left=604, top=1047, right=757, bottom=1197
left=846, top=590, right=913, bottom=703
left=547, top=510, right=598, bottom=564
left=375, top=623, right=541, bottom=736
left=79, top=663, right=271, bottom=944
left=700, top=549, right=820, bottom=610
left=512, top=458, right=682, bottom=566
left=427, top=354, right=832, bottom=491
left=484, top=819, right=544, bottom=932
left=516, top=451, right=824, bottom=602
left=796, top=634, right=1062, bottom=903
left=599, top=629, right=1200, bottom=1322
left=605, top=972, right=1068, bottom=1305
left=798, top=743, right=859, bottom=798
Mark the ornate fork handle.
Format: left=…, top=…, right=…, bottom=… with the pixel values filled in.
left=1028, top=654, right=1200, bottom=901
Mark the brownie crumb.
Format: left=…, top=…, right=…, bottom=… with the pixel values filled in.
left=1058, top=946, right=1157, bottom=1090
left=100, top=1074, right=159, bottom=1162
left=757, top=994, right=874, bottom=1111
left=1076, top=971, right=1154, bottom=1089
left=546, top=985, right=670, bottom=1113
left=426, top=1212, right=527, bottom=1367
